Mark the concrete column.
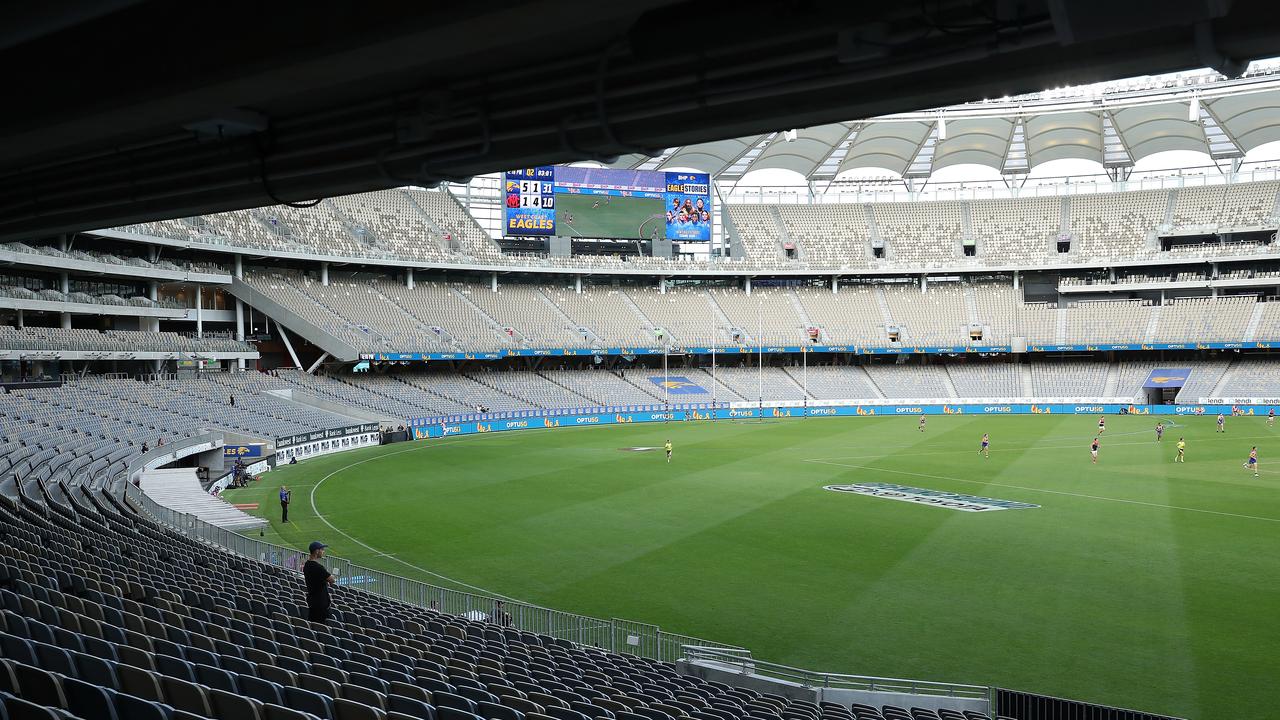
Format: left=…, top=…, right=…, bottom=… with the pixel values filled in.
left=59, top=234, right=68, bottom=253
left=406, top=268, right=414, bottom=289
left=920, top=274, right=928, bottom=292
left=59, top=272, right=69, bottom=294
left=1013, top=271, right=1020, bottom=290
left=575, top=276, right=582, bottom=294
left=149, top=280, right=160, bottom=332
left=235, top=299, right=245, bottom=340
left=1109, top=267, right=1116, bottom=282
left=61, top=313, right=71, bottom=329
left=16, top=309, right=22, bottom=328
left=659, top=277, right=667, bottom=294
left=831, top=276, right=838, bottom=294
left=320, top=262, right=329, bottom=286
left=491, top=272, right=498, bottom=292
left=195, top=286, right=203, bottom=338
left=744, top=277, right=752, bottom=295
left=234, top=254, right=243, bottom=279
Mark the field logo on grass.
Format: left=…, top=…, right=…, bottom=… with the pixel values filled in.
left=823, top=482, right=1040, bottom=512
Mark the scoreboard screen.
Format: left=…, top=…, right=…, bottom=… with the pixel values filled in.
left=503, top=166, right=711, bottom=241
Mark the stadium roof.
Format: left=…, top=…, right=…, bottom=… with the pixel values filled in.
left=608, top=70, right=1280, bottom=181
left=3, top=0, right=1279, bottom=241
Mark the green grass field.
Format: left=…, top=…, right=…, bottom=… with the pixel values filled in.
left=555, top=193, right=666, bottom=239
left=222, top=414, right=1280, bottom=718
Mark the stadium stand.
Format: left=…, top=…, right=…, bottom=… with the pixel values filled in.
left=120, top=178, right=1280, bottom=271
left=0, top=479, right=996, bottom=720
left=238, top=274, right=1280, bottom=351
left=0, top=327, right=253, bottom=354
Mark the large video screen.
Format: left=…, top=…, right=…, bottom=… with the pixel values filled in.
left=504, top=166, right=711, bottom=241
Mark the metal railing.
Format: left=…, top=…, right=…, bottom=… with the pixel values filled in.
left=120, top=482, right=745, bottom=663
left=682, top=646, right=989, bottom=699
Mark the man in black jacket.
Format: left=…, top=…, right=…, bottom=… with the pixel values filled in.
left=303, top=541, right=336, bottom=623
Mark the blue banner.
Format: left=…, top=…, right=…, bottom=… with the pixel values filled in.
left=408, top=402, right=1280, bottom=440
left=1143, top=368, right=1192, bottom=388
left=648, top=376, right=708, bottom=394
left=365, top=340, right=1274, bottom=363
left=223, top=444, right=264, bottom=459
left=663, top=172, right=711, bottom=241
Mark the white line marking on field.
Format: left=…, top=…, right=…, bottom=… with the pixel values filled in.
left=306, top=440, right=524, bottom=601
left=803, top=459, right=1280, bottom=524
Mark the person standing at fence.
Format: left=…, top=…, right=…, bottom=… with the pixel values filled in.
left=303, top=541, right=336, bottom=623
left=279, top=485, right=292, bottom=523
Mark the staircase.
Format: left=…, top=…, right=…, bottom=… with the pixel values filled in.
left=1144, top=303, right=1163, bottom=343
left=1020, top=364, right=1034, bottom=397
left=392, top=377, right=469, bottom=413
left=1244, top=302, right=1266, bottom=342
left=618, top=289, right=660, bottom=338
left=449, top=287, right=518, bottom=347
left=859, top=366, right=887, bottom=399
left=1101, top=363, right=1121, bottom=398
left=537, top=288, right=602, bottom=346
left=1055, top=307, right=1068, bottom=345
left=535, top=372, right=601, bottom=405
left=939, top=367, right=960, bottom=399
left=959, top=202, right=974, bottom=256
left=399, top=190, right=457, bottom=255
left=703, top=291, right=738, bottom=343
left=367, top=285, right=455, bottom=351
left=1208, top=361, right=1236, bottom=399
left=873, top=287, right=895, bottom=327
left=779, top=366, right=812, bottom=398
left=768, top=207, right=794, bottom=260
left=462, top=372, right=546, bottom=408
left=963, top=286, right=980, bottom=325
left=864, top=205, right=883, bottom=257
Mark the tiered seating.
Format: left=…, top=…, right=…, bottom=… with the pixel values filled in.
left=1153, top=296, right=1255, bottom=343
left=1215, top=359, right=1280, bottom=397
left=881, top=285, right=970, bottom=346
left=774, top=205, right=869, bottom=267
left=872, top=201, right=963, bottom=269
left=628, top=289, right=722, bottom=347
left=0, top=482, right=996, bottom=720
left=404, top=189, right=504, bottom=262
left=708, top=289, right=807, bottom=345
left=946, top=364, right=1020, bottom=397
left=1062, top=300, right=1150, bottom=344
left=328, top=191, right=453, bottom=262
left=723, top=206, right=782, bottom=261
left=1028, top=362, right=1107, bottom=397
left=538, top=370, right=664, bottom=406
left=540, top=287, right=654, bottom=347
left=1067, top=190, right=1165, bottom=262
left=970, top=197, right=1058, bottom=266
left=464, top=286, right=590, bottom=349
left=864, top=365, right=952, bottom=398
left=271, top=370, right=431, bottom=420
left=0, top=327, right=253, bottom=354
left=783, top=366, right=880, bottom=400
left=698, top=367, right=806, bottom=402
left=1174, top=361, right=1232, bottom=402
left=242, top=272, right=388, bottom=352
left=792, top=286, right=888, bottom=345
left=970, top=284, right=1021, bottom=344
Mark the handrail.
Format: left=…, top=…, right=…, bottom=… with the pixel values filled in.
left=682, top=646, right=989, bottom=699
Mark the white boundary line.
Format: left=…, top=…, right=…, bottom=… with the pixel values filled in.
left=306, top=439, right=524, bottom=601
left=803, top=459, right=1280, bottom=524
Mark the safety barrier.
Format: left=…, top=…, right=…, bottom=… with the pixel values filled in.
left=120, top=482, right=744, bottom=663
